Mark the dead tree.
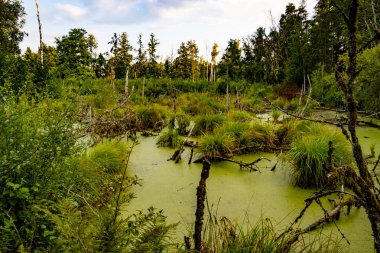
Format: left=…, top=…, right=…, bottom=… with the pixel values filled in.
left=35, top=0, right=43, bottom=64
left=193, top=159, right=211, bottom=252
left=332, top=1, right=380, bottom=251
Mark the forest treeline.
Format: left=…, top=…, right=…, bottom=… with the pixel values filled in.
left=1, top=0, right=380, bottom=111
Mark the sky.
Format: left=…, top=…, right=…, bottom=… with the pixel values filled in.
left=20, top=0, right=318, bottom=60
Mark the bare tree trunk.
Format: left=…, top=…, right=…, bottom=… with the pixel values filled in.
left=142, top=77, right=145, bottom=98
left=193, top=159, right=211, bottom=252
left=226, top=68, right=230, bottom=112
left=371, top=0, right=378, bottom=28
left=334, top=1, right=380, bottom=251
left=35, top=0, right=43, bottom=64
left=125, top=68, right=129, bottom=99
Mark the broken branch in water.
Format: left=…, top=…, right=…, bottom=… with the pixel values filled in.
left=193, top=155, right=270, bottom=172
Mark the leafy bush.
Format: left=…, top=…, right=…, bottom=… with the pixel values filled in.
left=287, top=123, right=352, bottom=188
left=0, top=95, right=79, bottom=251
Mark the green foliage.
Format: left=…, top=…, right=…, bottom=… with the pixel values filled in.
left=271, top=108, right=281, bottom=122
left=228, top=110, right=252, bottom=122
left=311, top=67, right=345, bottom=108
left=199, top=121, right=279, bottom=158
left=0, top=93, right=79, bottom=251
left=157, top=129, right=183, bottom=148
left=136, top=105, right=168, bottom=130
left=182, top=95, right=225, bottom=115
left=193, top=114, right=225, bottom=136
left=87, top=141, right=128, bottom=173
left=287, top=123, right=352, bottom=188
left=55, top=28, right=96, bottom=78
left=200, top=133, right=234, bottom=158
left=356, top=45, right=380, bottom=112
left=202, top=215, right=341, bottom=253
left=176, top=113, right=191, bottom=135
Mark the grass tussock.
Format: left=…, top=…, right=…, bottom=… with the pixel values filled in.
left=287, top=123, right=352, bottom=188
left=87, top=141, right=128, bottom=174
left=181, top=95, right=225, bottom=115
left=199, top=121, right=280, bottom=158
left=201, top=214, right=342, bottom=253
left=157, top=129, right=183, bottom=148
left=136, top=105, right=169, bottom=130
left=229, top=110, right=253, bottom=122
left=193, top=114, right=226, bottom=136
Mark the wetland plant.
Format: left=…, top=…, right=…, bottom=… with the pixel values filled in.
left=287, top=124, right=352, bottom=188
left=193, top=114, right=225, bottom=136
left=157, top=129, right=183, bottom=148
left=87, top=141, right=128, bottom=173
left=136, top=105, right=168, bottom=130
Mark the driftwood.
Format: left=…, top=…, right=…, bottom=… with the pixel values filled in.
left=193, top=159, right=211, bottom=252
left=169, top=125, right=194, bottom=163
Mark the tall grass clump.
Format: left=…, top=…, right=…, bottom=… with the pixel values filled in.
left=182, top=95, right=225, bottom=115
left=229, top=110, right=253, bottom=122
left=136, top=105, right=168, bottom=130
left=202, top=215, right=341, bottom=253
left=287, top=123, right=352, bottom=188
left=200, top=133, right=234, bottom=158
left=157, top=129, right=182, bottom=148
left=176, top=113, right=191, bottom=135
left=193, top=114, right=225, bottom=136
left=87, top=141, right=128, bottom=173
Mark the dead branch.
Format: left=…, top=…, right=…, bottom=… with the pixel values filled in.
left=285, top=198, right=356, bottom=250
left=169, top=125, right=194, bottom=163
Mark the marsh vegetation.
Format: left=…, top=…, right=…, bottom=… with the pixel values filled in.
left=1, top=0, right=380, bottom=252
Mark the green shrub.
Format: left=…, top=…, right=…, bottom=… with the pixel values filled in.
left=287, top=124, right=352, bottom=188
left=193, top=114, right=225, bottom=136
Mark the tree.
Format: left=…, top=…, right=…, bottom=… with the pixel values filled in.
left=135, top=33, right=147, bottom=78
left=173, top=40, right=199, bottom=80
left=210, top=43, right=219, bottom=82
left=0, top=0, right=26, bottom=86
left=147, top=33, right=160, bottom=78
left=325, top=1, right=380, bottom=251
left=219, top=39, right=242, bottom=80
left=55, top=28, right=95, bottom=78
left=108, top=32, right=133, bottom=79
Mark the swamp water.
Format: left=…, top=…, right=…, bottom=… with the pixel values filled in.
left=125, top=127, right=380, bottom=252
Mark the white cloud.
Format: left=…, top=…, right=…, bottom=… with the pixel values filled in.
left=55, top=3, right=89, bottom=21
